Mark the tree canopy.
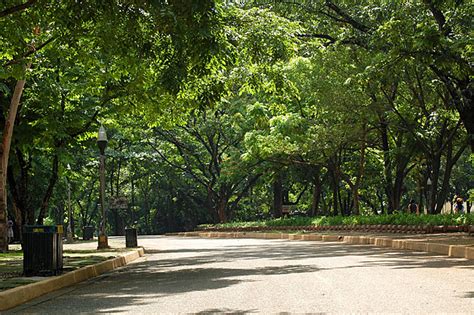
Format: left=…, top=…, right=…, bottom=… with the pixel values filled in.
left=0, top=0, right=472, bottom=250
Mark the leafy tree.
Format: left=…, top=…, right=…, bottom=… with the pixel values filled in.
left=250, top=0, right=473, bottom=150
left=0, top=0, right=226, bottom=251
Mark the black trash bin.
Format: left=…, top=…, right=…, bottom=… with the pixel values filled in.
left=125, top=228, right=138, bottom=248
left=83, top=226, right=95, bottom=240
left=23, top=225, right=63, bottom=276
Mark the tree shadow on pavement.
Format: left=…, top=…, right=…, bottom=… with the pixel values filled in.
left=7, top=238, right=473, bottom=314
left=194, top=308, right=258, bottom=314
left=144, top=240, right=473, bottom=271
left=8, top=262, right=321, bottom=314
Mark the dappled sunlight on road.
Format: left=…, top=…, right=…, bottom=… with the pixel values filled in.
left=6, top=236, right=473, bottom=314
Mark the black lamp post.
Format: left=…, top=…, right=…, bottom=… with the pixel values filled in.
left=97, top=126, right=109, bottom=249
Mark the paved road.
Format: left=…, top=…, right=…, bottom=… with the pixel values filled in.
left=7, top=236, right=474, bottom=314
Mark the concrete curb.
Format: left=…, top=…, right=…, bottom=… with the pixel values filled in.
left=175, top=232, right=474, bottom=260
left=0, top=248, right=145, bottom=311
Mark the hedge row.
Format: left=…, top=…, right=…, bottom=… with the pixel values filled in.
left=199, top=213, right=474, bottom=230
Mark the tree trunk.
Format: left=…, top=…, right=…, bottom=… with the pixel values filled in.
left=381, top=127, right=412, bottom=213
left=0, top=77, right=27, bottom=252
left=227, top=174, right=262, bottom=221
left=310, top=167, right=321, bottom=216
left=130, top=172, right=135, bottom=225
left=71, top=213, right=76, bottom=238
left=7, top=166, right=26, bottom=224
left=435, top=72, right=474, bottom=152
left=36, top=154, right=59, bottom=224
left=113, top=158, right=124, bottom=235
left=141, top=177, right=150, bottom=233
left=320, top=191, right=328, bottom=215
left=272, top=174, right=283, bottom=218
left=206, top=187, right=220, bottom=223
left=392, top=157, right=411, bottom=212
left=459, top=103, right=474, bottom=152
left=337, top=183, right=344, bottom=216
left=380, top=114, right=395, bottom=212
left=435, top=141, right=468, bottom=213
left=377, top=190, right=384, bottom=214
left=330, top=169, right=339, bottom=216
left=426, top=150, right=442, bottom=214
left=216, top=196, right=228, bottom=223
left=352, top=124, right=367, bottom=216
left=418, top=178, right=425, bottom=214
left=11, top=202, right=22, bottom=242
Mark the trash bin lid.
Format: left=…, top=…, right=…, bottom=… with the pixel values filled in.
left=23, top=225, right=62, bottom=233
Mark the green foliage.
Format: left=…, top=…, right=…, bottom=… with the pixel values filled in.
left=1, top=1, right=472, bottom=235
left=207, top=213, right=474, bottom=229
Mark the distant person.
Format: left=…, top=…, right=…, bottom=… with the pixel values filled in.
left=454, top=197, right=464, bottom=214
left=7, top=218, right=14, bottom=243
left=407, top=199, right=419, bottom=215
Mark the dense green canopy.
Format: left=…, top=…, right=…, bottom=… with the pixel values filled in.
left=0, top=0, right=472, bottom=250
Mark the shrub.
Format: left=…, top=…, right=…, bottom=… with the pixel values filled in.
left=203, top=213, right=474, bottom=229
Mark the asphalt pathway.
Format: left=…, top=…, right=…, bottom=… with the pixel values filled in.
left=7, top=235, right=474, bottom=314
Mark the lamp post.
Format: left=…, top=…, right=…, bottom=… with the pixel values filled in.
left=97, top=126, right=109, bottom=249
left=65, top=164, right=73, bottom=243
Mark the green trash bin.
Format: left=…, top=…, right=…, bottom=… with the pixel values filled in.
left=23, top=225, right=63, bottom=276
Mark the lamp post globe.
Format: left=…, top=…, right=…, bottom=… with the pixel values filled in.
left=97, top=126, right=109, bottom=249
left=97, top=125, right=108, bottom=154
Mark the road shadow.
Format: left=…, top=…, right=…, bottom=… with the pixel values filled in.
left=193, top=308, right=258, bottom=314
left=7, top=237, right=473, bottom=314
left=8, top=262, right=321, bottom=314
left=144, top=239, right=474, bottom=271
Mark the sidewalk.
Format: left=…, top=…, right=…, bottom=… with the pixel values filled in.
left=0, top=237, right=145, bottom=311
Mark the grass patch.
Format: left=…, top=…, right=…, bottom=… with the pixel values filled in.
left=63, top=255, right=110, bottom=269
left=0, top=278, right=36, bottom=291
left=64, top=248, right=131, bottom=254
left=0, top=251, right=23, bottom=259
left=0, top=248, right=124, bottom=292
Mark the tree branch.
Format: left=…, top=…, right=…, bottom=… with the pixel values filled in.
left=4, top=36, right=57, bottom=67
left=146, top=137, right=208, bottom=188
left=381, top=87, right=431, bottom=154
left=438, top=118, right=463, bottom=154
left=449, top=138, right=468, bottom=168
left=69, top=109, right=100, bottom=138
left=228, top=174, right=262, bottom=214
left=297, top=33, right=336, bottom=43
left=0, top=0, right=36, bottom=18
left=324, top=0, right=371, bottom=33
left=422, top=0, right=449, bottom=35
left=294, top=185, right=308, bottom=205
